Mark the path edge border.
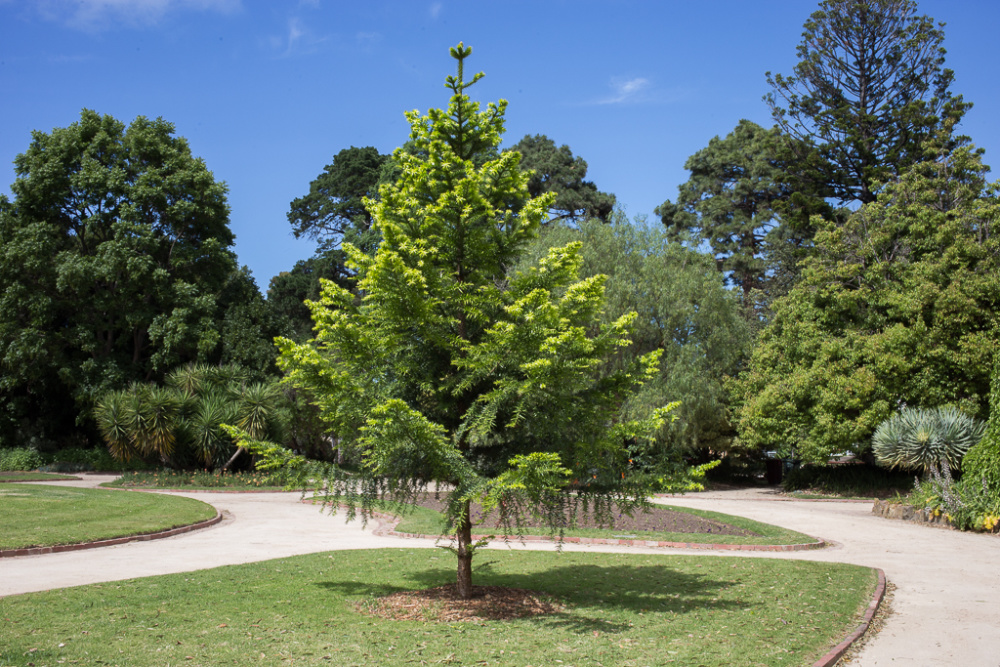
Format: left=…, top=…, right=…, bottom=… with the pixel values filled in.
left=0, top=511, right=223, bottom=558
left=812, top=568, right=888, bottom=667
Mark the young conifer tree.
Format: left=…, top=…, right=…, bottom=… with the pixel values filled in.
left=232, top=44, right=671, bottom=599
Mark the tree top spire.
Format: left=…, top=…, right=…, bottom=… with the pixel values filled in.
left=445, top=41, right=483, bottom=95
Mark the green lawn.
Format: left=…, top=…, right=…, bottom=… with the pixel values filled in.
left=0, top=549, right=877, bottom=667
left=0, top=485, right=217, bottom=550
left=0, top=471, right=79, bottom=482
left=391, top=502, right=820, bottom=546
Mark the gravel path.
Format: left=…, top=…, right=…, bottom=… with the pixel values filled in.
left=4, top=475, right=998, bottom=666
left=656, top=489, right=1000, bottom=666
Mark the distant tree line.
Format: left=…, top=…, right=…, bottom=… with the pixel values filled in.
left=1, top=0, right=995, bottom=479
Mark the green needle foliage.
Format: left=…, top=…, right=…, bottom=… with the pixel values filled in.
left=235, top=43, right=672, bottom=599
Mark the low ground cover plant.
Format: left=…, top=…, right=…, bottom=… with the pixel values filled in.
left=0, top=447, right=46, bottom=471
left=0, top=484, right=216, bottom=550
left=0, top=549, right=878, bottom=667
left=106, top=469, right=288, bottom=490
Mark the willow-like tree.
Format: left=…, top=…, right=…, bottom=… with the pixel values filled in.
left=233, top=44, right=670, bottom=599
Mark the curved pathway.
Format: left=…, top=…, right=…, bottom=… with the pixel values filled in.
left=656, top=489, right=1000, bottom=666
left=4, top=476, right=998, bottom=666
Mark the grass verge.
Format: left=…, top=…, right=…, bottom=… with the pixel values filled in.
left=0, top=485, right=216, bottom=550
left=0, top=549, right=877, bottom=667
left=0, top=471, right=79, bottom=482
left=104, top=469, right=289, bottom=491
left=389, top=502, right=819, bottom=546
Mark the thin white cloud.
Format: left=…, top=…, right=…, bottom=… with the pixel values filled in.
left=595, top=76, right=650, bottom=105
left=270, top=16, right=328, bottom=58
left=37, top=0, right=240, bottom=30
left=428, top=2, right=442, bottom=19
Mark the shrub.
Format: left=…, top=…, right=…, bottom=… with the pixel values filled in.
left=872, top=406, right=985, bottom=472
left=0, top=447, right=47, bottom=471
left=962, top=361, right=1000, bottom=492
left=782, top=462, right=913, bottom=497
left=41, top=447, right=152, bottom=472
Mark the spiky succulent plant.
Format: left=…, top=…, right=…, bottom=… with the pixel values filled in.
left=872, top=407, right=985, bottom=472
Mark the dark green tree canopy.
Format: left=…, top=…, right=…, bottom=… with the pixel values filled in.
left=510, top=134, right=616, bottom=223
left=0, top=109, right=245, bottom=448
left=286, top=145, right=389, bottom=248
left=657, top=120, right=832, bottom=314
left=265, top=249, right=354, bottom=343
left=766, top=0, right=970, bottom=205
left=731, top=143, right=1000, bottom=464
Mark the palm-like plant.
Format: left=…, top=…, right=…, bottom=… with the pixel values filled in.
left=93, top=389, right=134, bottom=461
left=187, top=390, right=240, bottom=467
left=220, top=382, right=286, bottom=470
left=873, top=407, right=985, bottom=473
left=128, top=385, right=185, bottom=463
left=95, top=364, right=288, bottom=470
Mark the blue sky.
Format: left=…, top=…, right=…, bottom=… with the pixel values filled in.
left=2, top=0, right=998, bottom=291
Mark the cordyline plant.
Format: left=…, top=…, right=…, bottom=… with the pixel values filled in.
left=226, top=43, right=674, bottom=599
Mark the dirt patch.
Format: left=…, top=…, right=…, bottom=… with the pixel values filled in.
left=407, top=495, right=755, bottom=537
left=358, top=584, right=564, bottom=622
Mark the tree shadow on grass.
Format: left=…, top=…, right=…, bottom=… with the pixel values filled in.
left=315, top=560, right=747, bottom=634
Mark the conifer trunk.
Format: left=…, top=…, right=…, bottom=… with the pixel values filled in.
left=455, top=500, right=474, bottom=599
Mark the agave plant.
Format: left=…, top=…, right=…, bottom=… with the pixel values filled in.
left=872, top=406, right=985, bottom=473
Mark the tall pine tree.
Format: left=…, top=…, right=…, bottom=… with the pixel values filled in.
left=234, top=44, right=671, bottom=599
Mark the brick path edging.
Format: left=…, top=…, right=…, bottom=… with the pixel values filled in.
left=812, top=568, right=887, bottom=667
left=0, top=511, right=223, bottom=558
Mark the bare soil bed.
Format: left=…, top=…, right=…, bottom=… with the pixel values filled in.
left=407, top=495, right=756, bottom=537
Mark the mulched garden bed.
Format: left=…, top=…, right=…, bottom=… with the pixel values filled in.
left=404, top=494, right=756, bottom=538
left=359, top=584, right=565, bottom=622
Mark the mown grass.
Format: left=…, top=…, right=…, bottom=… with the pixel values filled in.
left=389, top=502, right=819, bottom=546
left=0, top=485, right=217, bottom=550
left=104, top=469, right=289, bottom=491
left=0, top=471, right=79, bottom=482
left=0, top=549, right=877, bottom=667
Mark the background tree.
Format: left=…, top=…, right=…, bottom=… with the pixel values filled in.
left=510, top=134, right=616, bottom=223
left=518, top=218, right=749, bottom=458
left=0, top=110, right=252, bottom=450
left=265, top=250, right=355, bottom=342
left=216, top=267, right=284, bottom=377
left=766, top=0, right=970, bottom=205
left=657, top=120, right=833, bottom=316
left=731, top=143, right=1000, bottom=464
left=286, top=145, right=388, bottom=252
left=239, top=44, right=670, bottom=600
